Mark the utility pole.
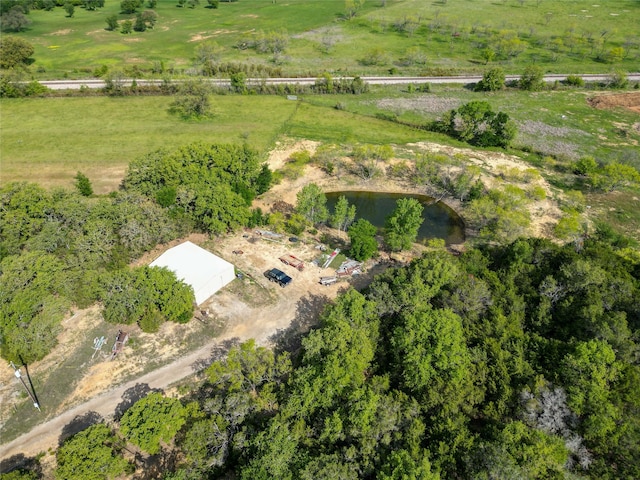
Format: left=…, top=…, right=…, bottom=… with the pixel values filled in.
left=9, top=362, right=41, bottom=412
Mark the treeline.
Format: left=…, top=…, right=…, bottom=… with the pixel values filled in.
left=0, top=143, right=272, bottom=364
left=19, top=237, right=638, bottom=480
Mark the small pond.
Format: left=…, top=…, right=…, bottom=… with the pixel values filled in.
left=325, top=191, right=465, bottom=245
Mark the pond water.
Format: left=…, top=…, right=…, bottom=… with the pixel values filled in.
left=325, top=191, right=465, bottom=245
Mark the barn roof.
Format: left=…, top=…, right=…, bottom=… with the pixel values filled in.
left=149, top=241, right=234, bottom=304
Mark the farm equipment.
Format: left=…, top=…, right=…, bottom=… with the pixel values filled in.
left=279, top=254, right=305, bottom=271
left=110, top=330, right=129, bottom=360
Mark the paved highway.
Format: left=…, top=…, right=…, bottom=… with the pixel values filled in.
left=39, top=73, right=640, bottom=90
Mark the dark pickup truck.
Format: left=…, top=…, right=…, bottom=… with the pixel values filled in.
left=265, top=268, right=292, bottom=287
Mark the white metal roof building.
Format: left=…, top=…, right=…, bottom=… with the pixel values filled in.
left=149, top=241, right=235, bottom=305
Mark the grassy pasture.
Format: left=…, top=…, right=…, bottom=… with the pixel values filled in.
left=0, top=94, right=432, bottom=193
left=10, top=0, right=640, bottom=79
left=306, top=85, right=640, bottom=167
left=0, top=95, right=296, bottom=192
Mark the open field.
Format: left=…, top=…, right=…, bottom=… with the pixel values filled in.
left=7, top=0, right=640, bottom=78
left=0, top=93, right=434, bottom=192
left=307, top=85, right=640, bottom=166
left=2, top=86, right=639, bottom=192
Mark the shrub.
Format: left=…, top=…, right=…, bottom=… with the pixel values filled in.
left=564, top=75, right=584, bottom=87
left=519, top=65, right=545, bottom=91
left=475, top=67, right=505, bottom=92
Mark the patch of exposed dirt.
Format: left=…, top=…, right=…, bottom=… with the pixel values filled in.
left=408, top=142, right=563, bottom=238
left=587, top=92, right=640, bottom=113
left=48, top=29, right=72, bottom=36
left=189, top=29, right=236, bottom=42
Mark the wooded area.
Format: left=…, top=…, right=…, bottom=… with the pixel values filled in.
left=26, top=238, right=639, bottom=480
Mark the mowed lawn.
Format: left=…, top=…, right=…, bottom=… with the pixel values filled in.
left=0, top=94, right=430, bottom=193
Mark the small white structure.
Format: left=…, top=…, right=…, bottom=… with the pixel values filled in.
left=150, top=241, right=235, bottom=305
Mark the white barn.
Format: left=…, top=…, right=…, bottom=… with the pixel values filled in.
left=150, top=241, right=235, bottom=305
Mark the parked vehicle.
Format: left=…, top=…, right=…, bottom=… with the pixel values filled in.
left=265, top=268, right=293, bottom=287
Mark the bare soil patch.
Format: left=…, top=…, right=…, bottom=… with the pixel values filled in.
left=48, top=29, right=72, bottom=36
left=587, top=92, right=640, bottom=113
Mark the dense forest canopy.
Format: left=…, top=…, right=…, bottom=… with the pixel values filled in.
left=33, top=238, right=639, bottom=480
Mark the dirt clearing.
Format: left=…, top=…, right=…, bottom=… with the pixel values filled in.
left=587, top=92, right=640, bottom=113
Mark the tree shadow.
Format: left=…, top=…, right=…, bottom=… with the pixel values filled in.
left=58, top=410, right=103, bottom=446
left=270, top=293, right=330, bottom=356
left=114, top=383, right=163, bottom=422
left=190, top=337, right=241, bottom=373
left=132, top=448, right=180, bottom=480
left=0, top=453, right=42, bottom=477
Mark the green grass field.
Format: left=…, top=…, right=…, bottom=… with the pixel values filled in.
left=305, top=84, right=640, bottom=167
left=0, top=93, right=433, bottom=193
left=2, top=85, right=638, bottom=193
left=8, top=0, right=640, bottom=79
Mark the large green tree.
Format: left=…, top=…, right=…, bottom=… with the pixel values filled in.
left=123, top=143, right=264, bottom=233
left=55, top=424, right=131, bottom=480
left=444, top=101, right=517, bottom=148
left=120, top=392, right=188, bottom=455
left=295, top=183, right=328, bottom=224
left=348, top=218, right=378, bottom=261
left=384, top=198, right=424, bottom=251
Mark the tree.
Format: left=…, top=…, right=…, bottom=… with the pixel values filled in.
left=561, top=339, right=621, bottom=442
left=0, top=36, right=34, bottom=69
left=330, top=195, right=356, bottom=231
left=480, top=47, right=496, bottom=64
left=207, top=0, right=219, bottom=7
left=345, top=0, right=365, bottom=19
left=120, top=392, right=188, bottom=454
left=230, top=71, right=247, bottom=93
left=169, top=80, right=212, bottom=119
left=392, top=305, right=473, bottom=411
left=55, top=424, right=131, bottom=480
left=196, top=41, right=223, bottom=75
left=64, top=2, right=74, bottom=17
left=123, top=143, right=262, bottom=234
left=444, top=101, right=516, bottom=147
left=590, top=162, right=640, bottom=192
left=519, top=65, right=545, bottom=91
left=74, top=171, right=93, bottom=197
left=0, top=6, right=31, bottom=32
left=379, top=449, right=440, bottom=480
left=105, top=14, right=119, bottom=31
left=84, top=0, right=105, bottom=10
left=120, top=0, right=141, bottom=14
left=133, top=13, right=146, bottom=32
left=120, top=19, right=133, bottom=34
left=102, top=266, right=194, bottom=329
left=296, top=183, right=328, bottom=224
left=475, top=67, right=505, bottom=91
left=572, top=155, right=598, bottom=176
left=0, top=250, right=70, bottom=363
left=348, top=219, right=378, bottom=261
left=384, top=197, right=424, bottom=251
